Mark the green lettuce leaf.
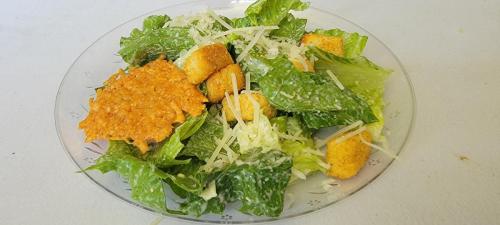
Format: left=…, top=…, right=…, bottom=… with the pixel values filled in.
left=299, top=110, right=376, bottom=129
left=179, top=194, right=225, bottom=217
left=164, top=159, right=213, bottom=197
left=281, top=139, right=326, bottom=174
left=86, top=141, right=203, bottom=213
left=181, top=108, right=234, bottom=161
left=245, top=0, right=309, bottom=26
left=240, top=53, right=271, bottom=83
left=216, top=150, right=292, bottom=217
left=87, top=153, right=173, bottom=212
left=119, top=15, right=195, bottom=66
left=271, top=117, right=326, bottom=179
left=145, top=112, right=208, bottom=168
left=165, top=159, right=225, bottom=217
left=234, top=111, right=280, bottom=154
left=143, top=15, right=170, bottom=31
left=313, top=28, right=368, bottom=58
left=311, top=47, right=391, bottom=137
left=270, top=13, right=307, bottom=42
left=257, top=56, right=375, bottom=117
left=231, top=17, right=252, bottom=28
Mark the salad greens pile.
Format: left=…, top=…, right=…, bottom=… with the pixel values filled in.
left=85, top=0, right=391, bottom=217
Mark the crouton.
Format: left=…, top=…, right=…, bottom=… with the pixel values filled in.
left=290, top=57, right=315, bottom=72
left=326, top=130, right=371, bottom=179
left=222, top=92, right=276, bottom=121
left=301, top=33, right=344, bottom=57
left=183, top=43, right=234, bottom=84
left=206, top=64, right=245, bottom=103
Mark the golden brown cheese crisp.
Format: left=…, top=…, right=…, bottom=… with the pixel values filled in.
left=301, top=33, right=344, bottom=57
left=79, top=59, right=207, bottom=153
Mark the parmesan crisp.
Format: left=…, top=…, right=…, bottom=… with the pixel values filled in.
left=79, top=59, right=207, bottom=153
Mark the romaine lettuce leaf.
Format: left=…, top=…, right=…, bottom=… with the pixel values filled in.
left=299, top=108, right=378, bottom=129
left=234, top=111, right=280, bottom=154
left=119, top=15, right=195, bottom=66
left=240, top=53, right=271, bottom=83
left=312, top=47, right=390, bottom=104
left=257, top=56, right=375, bottom=119
left=164, top=158, right=225, bottom=217
left=270, top=13, right=307, bottom=42
left=311, top=47, right=391, bottom=137
left=271, top=117, right=326, bottom=179
left=145, top=112, right=207, bottom=168
left=181, top=108, right=224, bottom=161
left=245, top=0, right=310, bottom=26
left=87, top=153, right=174, bottom=212
left=86, top=141, right=203, bottom=213
left=313, top=28, right=368, bottom=58
left=231, top=17, right=252, bottom=28
left=179, top=194, right=225, bottom=217
left=143, top=15, right=170, bottom=31
left=216, top=150, right=292, bottom=217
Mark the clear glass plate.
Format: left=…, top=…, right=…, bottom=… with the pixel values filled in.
left=55, top=0, right=415, bottom=223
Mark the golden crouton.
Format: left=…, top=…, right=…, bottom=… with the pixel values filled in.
left=301, top=33, right=344, bottom=57
left=206, top=64, right=245, bottom=103
left=290, top=57, right=315, bottom=72
left=326, top=130, right=371, bottom=179
left=183, top=43, right=234, bottom=84
left=222, top=92, right=276, bottom=121
left=79, top=59, right=207, bottom=153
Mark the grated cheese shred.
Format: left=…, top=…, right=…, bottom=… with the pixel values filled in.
left=316, top=120, right=363, bottom=148
left=206, top=9, right=233, bottom=30
left=212, top=26, right=279, bottom=39
left=291, top=168, right=307, bottom=180
left=334, top=126, right=367, bottom=144
left=236, top=29, right=265, bottom=62
left=326, top=70, right=344, bottom=90
left=359, top=134, right=397, bottom=159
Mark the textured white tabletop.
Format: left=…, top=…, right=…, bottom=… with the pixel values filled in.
left=1, top=0, right=499, bottom=224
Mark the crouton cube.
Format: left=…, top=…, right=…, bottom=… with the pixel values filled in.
left=326, top=130, right=371, bottom=179
left=183, top=43, right=234, bottom=84
left=301, top=33, right=344, bottom=57
left=206, top=64, right=245, bottom=103
left=290, top=57, right=315, bottom=72
left=222, top=92, right=276, bottom=121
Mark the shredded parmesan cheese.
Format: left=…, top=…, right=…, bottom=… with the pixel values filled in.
left=334, top=126, right=367, bottom=144
left=359, top=134, right=397, bottom=159
left=315, top=159, right=331, bottom=170
left=245, top=72, right=251, bottom=91
left=212, top=25, right=279, bottom=39
left=204, top=130, right=232, bottom=171
left=206, top=9, right=233, bottom=30
left=291, top=168, right=307, bottom=180
left=231, top=73, right=242, bottom=120
left=326, top=70, right=344, bottom=90
left=224, top=92, right=245, bottom=125
left=236, top=29, right=265, bottom=62
left=316, top=120, right=364, bottom=148
left=304, top=148, right=325, bottom=157
left=276, top=131, right=308, bottom=141
left=200, top=181, right=217, bottom=201
left=245, top=92, right=261, bottom=125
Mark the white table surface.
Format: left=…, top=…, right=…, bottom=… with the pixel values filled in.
left=1, top=0, right=499, bottom=224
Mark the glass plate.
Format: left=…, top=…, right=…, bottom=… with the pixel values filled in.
left=55, top=0, right=415, bottom=223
